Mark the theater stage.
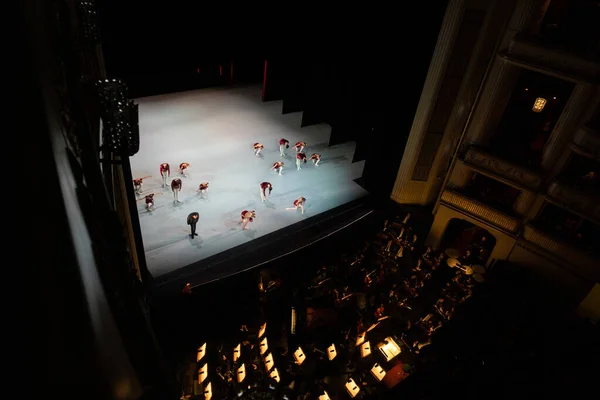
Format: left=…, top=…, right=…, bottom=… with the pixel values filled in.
left=130, top=85, right=368, bottom=281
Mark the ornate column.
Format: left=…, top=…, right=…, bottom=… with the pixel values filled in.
left=541, top=83, right=597, bottom=171
left=390, top=0, right=465, bottom=203
left=462, top=59, right=521, bottom=148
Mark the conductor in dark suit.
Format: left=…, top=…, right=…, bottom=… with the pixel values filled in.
left=187, top=212, right=199, bottom=238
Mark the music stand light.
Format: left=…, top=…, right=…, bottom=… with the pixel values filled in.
left=360, top=341, right=371, bottom=358
left=269, top=367, right=280, bottom=383
left=370, top=363, right=386, bottom=381
left=258, top=322, right=267, bottom=338
left=327, top=344, right=337, bottom=361
left=233, top=343, right=241, bottom=362
left=198, top=363, right=208, bottom=384
left=293, top=347, right=306, bottom=365
left=203, top=381, right=212, bottom=400
left=345, top=378, right=360, bottom=398
left=259, top=337, right=268, bottom=355
left=356, top=332, right=366, bottom=346
left=196, top=343, right=206, bottom=362
left=237, top=363, right=246, bottom=383
left=319, top=391, right=331, bottom=400
left=377, top=337, right=401, bottom=361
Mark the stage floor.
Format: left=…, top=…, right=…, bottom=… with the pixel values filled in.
left=131, top=85, right=367, bottom=277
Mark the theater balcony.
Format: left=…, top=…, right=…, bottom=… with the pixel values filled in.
left=547, top=181, right=600, bottom=222
left=571, top=124, right=600, bottom=161
left=440, top=189, right=521, bottom=234
left=463, top=146, right=544, bottom=191
left=502, top=0, right=599, bottom=83
left=522, top=223, right=599, bottom=282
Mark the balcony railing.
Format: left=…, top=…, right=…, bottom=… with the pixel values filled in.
left=464, top=147, right=544, bottom=191
left=547, top=181, right=600, bottom=222
left=505, top=34, right=599, bottom=83
left=571, top=124, right=600, bottom=160
left=523, top=224, right=599, bottom=281
left=441, top=190, right=521, bottom=233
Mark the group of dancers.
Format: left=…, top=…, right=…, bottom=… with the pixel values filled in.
left=133, top=138, right=317, bottom=237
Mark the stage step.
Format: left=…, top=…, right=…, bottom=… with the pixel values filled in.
left=350, top=160, right=366, bottom=181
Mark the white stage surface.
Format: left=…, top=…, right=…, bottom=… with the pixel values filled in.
left=131, top=85, right=367, bottom=278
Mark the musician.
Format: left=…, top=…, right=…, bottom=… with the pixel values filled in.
left=310, top=153, right=321, bottom=166
left=143, top=193, right=155, bottom=212
left=374, top=304, right=385, bottom=319
left=179, top=162, right=190, bottom=177
left=279, top=138, right=290, bottom=156
left=240, top=210, right=256, bottom=230
left=293, top=141, right=306, bottom=153
left=296, top=152, right=307, bottom=170
left=253, top=142, right=264, bottom=156
left=133, top=178, right=143, bottom=195
left=271, top=161, right=284, bottom=175
left=287, top=197, right=306, bottom=214
left=187, top=212, right=199, bottom=238
left=259, top=182, right=272, bottom=202
left=197, top=182, right=209, bottom=198
left=159, top=163, right=170, bottom=187
left=171, top=178, right=182, bottom=203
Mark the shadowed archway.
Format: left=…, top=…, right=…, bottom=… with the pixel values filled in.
left=440, top=219, right=496, bottom=265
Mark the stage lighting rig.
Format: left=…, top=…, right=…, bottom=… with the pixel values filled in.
left=95, top=79, right=140, bottom=156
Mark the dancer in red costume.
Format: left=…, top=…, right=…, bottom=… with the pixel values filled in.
left=271, top=161, right=284, bottom=175
left=286, top=197, right=306, bottom=214
left=253, top=142, right=264, bottom=156
left=279, top=138, right=290, bottom=157
left=296, top=153, right=307, bottom=170
left=160, top=163, right=170, bottom=187
left=179, top=162, right=190, bottom=177
left=259, top=182, right=272, bottom=202
left=171, top=178, right=182, bottom=203
left=293, top=141, right=306, bottom=153
left=197, top=182, right=209, bottom=198
left=310, top=153, right=321, bottom=166
left=240, top=210, right=256, bottom=230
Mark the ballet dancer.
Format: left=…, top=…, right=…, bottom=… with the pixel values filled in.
left=133, top=176, right=150, bottom=195
left=259, top=182, right=272, bottom=202
left=310, top=153, right=321, bottom=166
left=160, top=163, right=170, bottom=187
left=179, top=162, right=190, bottom=177
left=286, top=197, right=306, bottom=214
left=253, top=142, right=264, bottom=156
left=293, top=141, right=306, bottom=153
left=296, top=152, right=307, bottom=170
left=197, top=182, right=209, bottom=198
left=279, top=138, right=290, bottom=157
left=137, top=193, right=159, bottom=212
left=171, top=178, right=182, bottom=203
left=271, top=161, right=284, bottom=175
left=240, top=210, right=256, bottom=230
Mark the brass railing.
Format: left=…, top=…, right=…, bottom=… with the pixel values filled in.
left=440, top=190, right=521, bottom=233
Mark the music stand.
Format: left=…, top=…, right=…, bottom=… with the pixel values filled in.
left=345, top=378, right=360, bottom=398
left=356, top=332, right=366, bottom=346
left=319, top=391, right=331, bottom=400
left=203, top=381, right=212, bottom=400
left=197, top=363, right=208, bottom=384
left=360, top=341, right=371, bottom=358
left=269, top=367, right=280, bottom=383
left=263, top=353, right=274, bottom=371
left=293, top=347, right=306, bottom=365
left=258, top=322, right=267, bottom=338
left=377, top=337, right=401, bottom=362
left=259, top=337, right=268, bottom=355
left=233, top=343, right=241, bottom=362
left=196, top=343, right=206, bottom=362
left=370, top=363, right=386, bottom=381
left=327, top=344, right=337, bottom=360
left=445, top=248, right=460, bottom=258
left=237, top=363, right=246, bottom=383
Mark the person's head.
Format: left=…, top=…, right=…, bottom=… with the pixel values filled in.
left=193, top=214, right=198, bottom=219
